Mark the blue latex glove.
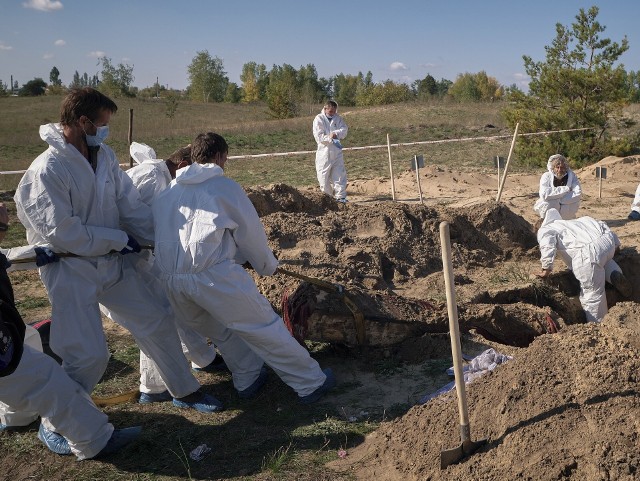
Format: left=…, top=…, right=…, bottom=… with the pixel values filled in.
left=34, top=247, right=59, bottom=267
left=332, top=138, right=343, bottom=149
left=120, top=234, right=141, bottom=255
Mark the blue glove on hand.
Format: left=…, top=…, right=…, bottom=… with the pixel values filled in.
left=34, top=247, right=59, bottom=267
left=120, top=234, right=141, bottom=255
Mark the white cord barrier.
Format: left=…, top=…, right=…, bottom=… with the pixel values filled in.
left=0, top=127, right=595, bottom=175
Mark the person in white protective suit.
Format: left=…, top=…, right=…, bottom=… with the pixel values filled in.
left=628, top=183, right=640, bottom=220
left=0, top=203, right=139, bottom=459
left=313, top=100, right=348, bottom=202
left=10, top=88, right=224, bottom=454
left=110, top=142, right=226, bottom=404
left=533, top=154, right=582, bottom=219
left=152, top=132, right=336, bottom=404
left=535, top=208, right=632, bottom=323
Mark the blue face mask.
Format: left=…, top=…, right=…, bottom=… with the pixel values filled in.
left=84, top=120, right=109, bottom=146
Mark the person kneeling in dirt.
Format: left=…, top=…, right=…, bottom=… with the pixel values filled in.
left=535, top=208, right=632, bottom=322
left=0, top=203, right=140, bottom=459
left=533, top=154, right=582, bottom=220
left=628, top=183, right=640, bottom=221
left=152, top=132, right=335, bottom=404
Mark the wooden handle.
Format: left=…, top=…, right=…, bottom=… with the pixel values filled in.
left=439, top=221, right=470, bottom=440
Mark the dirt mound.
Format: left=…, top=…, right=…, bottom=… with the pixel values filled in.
left=254, top=187, right=537, bottom=293
left=249, top=185, right=549, bottom=347
left=330, top=308, right=640, bottom=480
left=246, top=183, right=339, bottom=217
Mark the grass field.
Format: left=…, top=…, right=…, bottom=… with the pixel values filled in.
left=0, top=95, right=523, bottom=191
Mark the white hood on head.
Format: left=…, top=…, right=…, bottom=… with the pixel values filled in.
left=39, top=123, right=67, bottom=151
left=130, top=142, right=157, bottom=165
left=175, top=162, right=224, bottom=185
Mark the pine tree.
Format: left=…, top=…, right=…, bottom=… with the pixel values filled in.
left=503, top=6, right=630, bottom=166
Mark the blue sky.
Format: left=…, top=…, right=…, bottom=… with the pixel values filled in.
left=1, top=0, right=639, bottom=92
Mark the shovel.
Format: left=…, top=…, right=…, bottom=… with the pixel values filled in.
left=439, top=221, right=487, bottom=469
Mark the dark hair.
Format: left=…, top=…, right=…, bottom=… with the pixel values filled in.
left=191, top=132, right=228, bottom=165
left=325, top=100, right=338, bottom=109
left=60, top=88, right=118, bottom=126
left=166, top=145, right=192, bottom=165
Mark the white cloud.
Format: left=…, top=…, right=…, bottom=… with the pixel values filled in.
left=23, top=0, right=63, bottom=12
left=512, top=72, right=530, bottom=89
left=54, top=39, right=66, bottom=47
left=88, top=50, right=106, bottom=58
left=0, top=42, right=13, bottom=51
left=390, top=61, right=408, bottom=72
left=421, top=62, right=438, bottom=68
left=43, top=53, right=54, bottom=59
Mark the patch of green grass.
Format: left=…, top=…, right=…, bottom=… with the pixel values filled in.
left=261, top=441, right=294, bottom=473
left=373, top=357, right=404, bottom=377
left=489, top=261, right=532, bottom=285
left=14, top=296, right=50, bottom=310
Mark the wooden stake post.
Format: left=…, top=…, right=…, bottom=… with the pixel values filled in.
left=387, top=134, right=396, bottom=201
left=128, top=109, right=134, bottom=168
left=412, top=155, right=425, bottom=204
left=495, top=122, right=520, bottom=203
left=595, top=166, right=607, bottom=199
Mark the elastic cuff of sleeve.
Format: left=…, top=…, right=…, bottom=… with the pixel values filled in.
left=0, top=223, right=8, bottom=232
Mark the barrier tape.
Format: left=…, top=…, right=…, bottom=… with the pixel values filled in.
left=1, top=127, right=595, bottom=174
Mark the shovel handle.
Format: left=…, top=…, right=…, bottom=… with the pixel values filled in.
left=439, top=222, right=470, bottom=441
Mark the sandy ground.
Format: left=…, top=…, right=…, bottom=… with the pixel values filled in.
left=303, top=155, right=639, bottom=480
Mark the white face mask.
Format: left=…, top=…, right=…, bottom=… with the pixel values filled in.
left=83, top=120, right=110, bottom=146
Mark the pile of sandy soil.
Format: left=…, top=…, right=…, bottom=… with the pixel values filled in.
left=330, top=303, right=640, bottom=480
left=245, top=155, right=640, bottom=480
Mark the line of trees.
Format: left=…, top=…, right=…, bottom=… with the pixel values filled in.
left=0, top=51, right=495, bottom=118
left=184, top=50, right=459, bottom=118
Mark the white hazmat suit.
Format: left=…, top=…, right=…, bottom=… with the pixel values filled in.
left=313, top=107, right=348, bottom=201
left=629, top=183, right=640, bottom=219
left=113, top=142, right=216, bottom=395
left=13, top=123, right=200, bottom=404
left=0, top=250, right=115, bottom=459
left=537, top=209, right=623, bottom=322
left=1, top=344, right=114, bottom=459
left=152, top=162, right=327, bottom=396
left=533, top=157, right=582, bottom=219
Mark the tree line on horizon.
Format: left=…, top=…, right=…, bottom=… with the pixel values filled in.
left=1, top=6, right=638, bottom=165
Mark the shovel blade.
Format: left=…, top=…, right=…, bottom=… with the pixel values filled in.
left=440, top=439, right=487, bottom=469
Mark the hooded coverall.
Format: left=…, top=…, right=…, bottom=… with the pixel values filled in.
left=533, top=157, right=582, bottom=219
left=630, top=183, right=640, bottom=215
left=0, top=252, right=113, bottom=459
left=110, top=144, right=215, bottom=394
left=12, top=124, right=200, bottom=417
left=152, top=162, right=327, bottom=396
left=313, top=108, right=348, bottom=200
left=537, top=209, right=622, bottom=322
